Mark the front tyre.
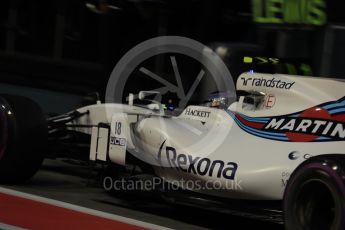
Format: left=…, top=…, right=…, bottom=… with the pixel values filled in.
left=284, top=157, right=345, bottom=230
left=0, top=95, right=47, bottom=183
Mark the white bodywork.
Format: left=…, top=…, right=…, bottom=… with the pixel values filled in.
left=70, top=73, right=345, bottom=200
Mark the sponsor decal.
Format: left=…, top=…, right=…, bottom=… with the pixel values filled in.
left=110, top=137, right=126, bottom=146
left=158, top=141, right=238, bottom=180
left=228, top=96, right=345, bottom=142
left=264, top=94, right=276, bottom=108
left=240, top=77, right=295, bottom=90
left=304, top=154, right=312, bottom=159
left=288, top=151, right=300, bottom=160
left=252, top=0, right=327, bottom=26
left=184, top=108, right=211, bottom=118
left=264, top=117, right=345, bottom=140
left=281, top=171, right=291, bottom=188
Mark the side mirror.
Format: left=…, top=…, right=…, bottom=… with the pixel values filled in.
left=241, top=91, right=266, bottom=110
left=138, top=91, right=164, bottom=115
left=138, top=91, right=161, bottom=100
left=128, top=93, right=134, bottom=106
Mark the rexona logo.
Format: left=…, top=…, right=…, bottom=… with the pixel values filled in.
left=240, top=77, right=295, bottom=90
left=184, top=108, right=211, bottom=118
left=157, top=141, right=238, bottom=180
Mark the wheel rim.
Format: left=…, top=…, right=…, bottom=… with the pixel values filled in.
left=295, top=179, right=338, bottom=230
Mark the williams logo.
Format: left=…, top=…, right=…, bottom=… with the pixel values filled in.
left=241, top=77, right=295, bottom=90
left=157, top=141, right=238, bottom=180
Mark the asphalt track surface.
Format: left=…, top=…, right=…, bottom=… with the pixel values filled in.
left=1, top=159, right=284, bottom=229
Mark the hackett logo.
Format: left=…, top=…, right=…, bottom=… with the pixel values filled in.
left=241, top=77, right=295, bottom=90
left=185, top=108, right=211, bottom=118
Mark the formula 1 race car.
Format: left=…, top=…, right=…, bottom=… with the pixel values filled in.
left=1, top=72, right=345, bottom=230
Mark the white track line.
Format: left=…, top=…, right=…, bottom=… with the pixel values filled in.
left=0, top=222, right=26, bottom=230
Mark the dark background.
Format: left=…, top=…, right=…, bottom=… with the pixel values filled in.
left=0, top=0, right=345, bottom=111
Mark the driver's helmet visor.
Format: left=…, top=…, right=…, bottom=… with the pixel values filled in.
left=203, top=91, right=235, bottom=109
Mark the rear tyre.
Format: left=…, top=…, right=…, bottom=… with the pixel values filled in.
left=0, top=95, right=47, bottom=183
left=284, top=157, right=345, bottom=230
